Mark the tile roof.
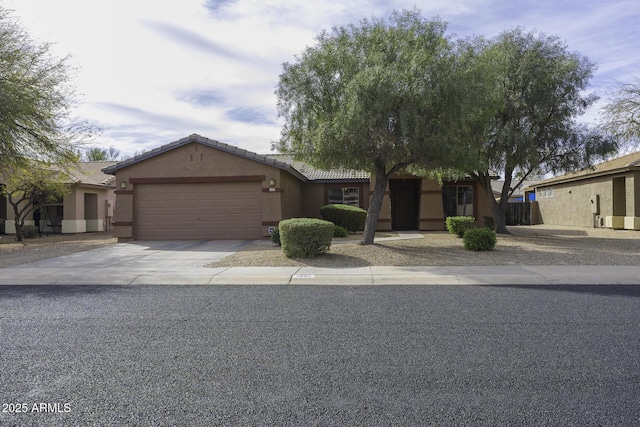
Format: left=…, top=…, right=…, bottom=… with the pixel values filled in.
left=266, top=154, right=370, bottom=181
left=70, top=162, right=117, bottom=186
left=532, top=151, right=640, bottom=187
left=102, top=134, right=307, bottom=181
left=102, top=134, right=369, bottom=182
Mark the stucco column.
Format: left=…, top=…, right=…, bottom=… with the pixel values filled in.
left=418, top=179, right=445, bottom=230
left=112, top=189, right=134, bottom=241
left=61, top=189, right=87, bottom=233
left=261, top=182, right=283, bottom=237
left=373, top=176, right=392, bottom=231
left=624, top=173, right=640, bottom=229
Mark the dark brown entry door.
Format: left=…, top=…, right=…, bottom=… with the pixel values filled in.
left=390, top=179, right=420, bottom=230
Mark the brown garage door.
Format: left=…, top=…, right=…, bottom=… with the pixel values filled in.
left=135, top=182, right=262, bottom=240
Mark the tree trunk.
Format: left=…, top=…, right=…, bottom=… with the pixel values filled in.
left=493, top=200, right=508, bottom=234
left=9, top=194, right=26, bottom=242
left=495, top=170, right=515, bottom=234
left=14, top=220, right=23, bottom=242
left=361, top=162, right=389, bottom=245
left=477, top=173, right=509, bottom=234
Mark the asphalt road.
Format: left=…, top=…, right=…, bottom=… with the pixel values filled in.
left=1, top=285, right=639, bottom=426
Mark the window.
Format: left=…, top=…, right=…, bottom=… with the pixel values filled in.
left=537, top=187, right=554, bottom=198
left=443, top=185, right=474, bottom=217
left=328, top=187, right=359, bottom=207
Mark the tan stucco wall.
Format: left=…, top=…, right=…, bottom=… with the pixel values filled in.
left=299, top=183, right=325, bottom=219
left=2, top=185, right=113, bottom=235
left=628, top=171, right=640, bottom=216
left=61, top=186, right=114, bottom=233
left=474, top=182, right=493, bottom=227
left=115, top=143, right=282, bottom=182
left=370, top=176, right=494, bottom=232
left=535, top=174, right=632, bottom=227
left=111, top=142, right=296, bottom=240
left=279, top=170, right=303, bottom=221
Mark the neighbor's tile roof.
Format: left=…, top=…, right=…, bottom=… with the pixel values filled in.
left=70, top=161, right=117, bottom=186
left=533, top=151, right=640, bottom=187
left=266, top=154, right=370, bottom=181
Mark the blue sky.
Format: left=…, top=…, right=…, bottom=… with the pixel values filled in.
left=6, top=0, right=640, bottom=157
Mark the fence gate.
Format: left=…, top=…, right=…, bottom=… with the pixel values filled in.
left=507, top=202, right=531, bottom=225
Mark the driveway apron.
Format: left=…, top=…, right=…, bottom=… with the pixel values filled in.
left=0, top=240, right=253, bottom=285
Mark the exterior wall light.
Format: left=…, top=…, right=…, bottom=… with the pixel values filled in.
left=269, top=179, right=276, bottom=187
left=120, top=181, right=128, bottom=189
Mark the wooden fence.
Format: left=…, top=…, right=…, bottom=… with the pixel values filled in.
left=507, top=202, right=531, bottom=225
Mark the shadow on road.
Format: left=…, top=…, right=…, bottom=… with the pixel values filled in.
left=0, top=285, right=131, bottom=299
left=482, top=284, right=640, bottom=298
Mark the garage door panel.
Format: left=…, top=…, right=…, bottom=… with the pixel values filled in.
left=135, top=182, right=263, bottom=240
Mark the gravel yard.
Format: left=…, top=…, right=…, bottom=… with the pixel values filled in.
left=0, top=233, right=117, bottom=268
left=1, top=225, right=638, bottom=269
left=210, top=225, right=640, bottom=268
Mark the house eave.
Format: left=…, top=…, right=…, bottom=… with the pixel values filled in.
left=102, top=134, right=308, bottom=182
left=531, top=166, right=640, bottom=189
left=307, top=178, right=370, bottom=184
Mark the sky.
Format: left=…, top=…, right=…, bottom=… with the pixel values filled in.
left=5, top=0, right=640, bottom=158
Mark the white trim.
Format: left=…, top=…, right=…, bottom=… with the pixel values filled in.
left=62, top=219, right=87, bottom=233
left=4, top=220, right=35, bottom=234
left=624, top=217, right=640, bottom=230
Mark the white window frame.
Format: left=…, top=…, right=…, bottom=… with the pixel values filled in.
left=328, top=187, right=360, bottom=207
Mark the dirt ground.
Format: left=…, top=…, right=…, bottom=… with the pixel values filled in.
left=1, top=225, right=639, bottom=268
left=210, top=225, right=640, bottom=268
left=0, top=232, right=117, bottom=268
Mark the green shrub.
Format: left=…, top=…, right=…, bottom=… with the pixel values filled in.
left=21, top=225, right=38, bottom=239
left=279, top=218, right=334, bottom=258
left=270, top=226, right=281, bottom=246
left=483, top=215, right=495, bottom=231
left=333, top=225, right=348, bottom=238
left=446, top=216, right=475, bottom=238
left=463, top=228, right=497, bottom=251
left=319, top=204, right=367, bottom=232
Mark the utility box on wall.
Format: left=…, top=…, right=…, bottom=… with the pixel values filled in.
left=590, top=194, right=599, bottom=215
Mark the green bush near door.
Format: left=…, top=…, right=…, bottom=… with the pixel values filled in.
left=319, top=204, right=367, bottom=232
left=445, top=216, right=475, bottom=238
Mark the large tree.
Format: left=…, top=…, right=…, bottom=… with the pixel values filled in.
left=601, top=75, right=640, bottom=142
left=0, top=6, right=94, bottom=170
left=275, top=10, right=461, bottom=244
left=455, top=29, right=617, bottom=233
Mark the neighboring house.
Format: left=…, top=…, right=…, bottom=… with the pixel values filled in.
left=0, top=162, right=116, bottom=235
left=527, top=151, right=640, bottom=230
left=103, top=134, right=493, bottom=241
left=491, top=180, right=538, bottom=202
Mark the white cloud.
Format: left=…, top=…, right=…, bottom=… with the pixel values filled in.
left=5, top=0, right=640, bottom=156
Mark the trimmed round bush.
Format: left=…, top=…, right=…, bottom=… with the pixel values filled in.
left=333, top=225, right=348, bottom=237
left=463, top=227, right=497, bottom=251
left=319, top=204, right=367, bottom=232
left=446, top=216, right=475, bottom=238
left=270, top=226, right=281, bottom=246
left=279, top=218, right=334, bottom=258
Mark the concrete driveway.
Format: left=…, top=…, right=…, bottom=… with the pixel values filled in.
left=0, top=240, right=253, bottom=285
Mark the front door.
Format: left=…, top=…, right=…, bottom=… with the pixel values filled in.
left=390, top=179, right=420, bottom=230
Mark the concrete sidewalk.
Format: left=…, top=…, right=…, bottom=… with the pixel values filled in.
left=1, top=236, right=639, bottom=286
left=2, top=264, right=640, bottom=286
